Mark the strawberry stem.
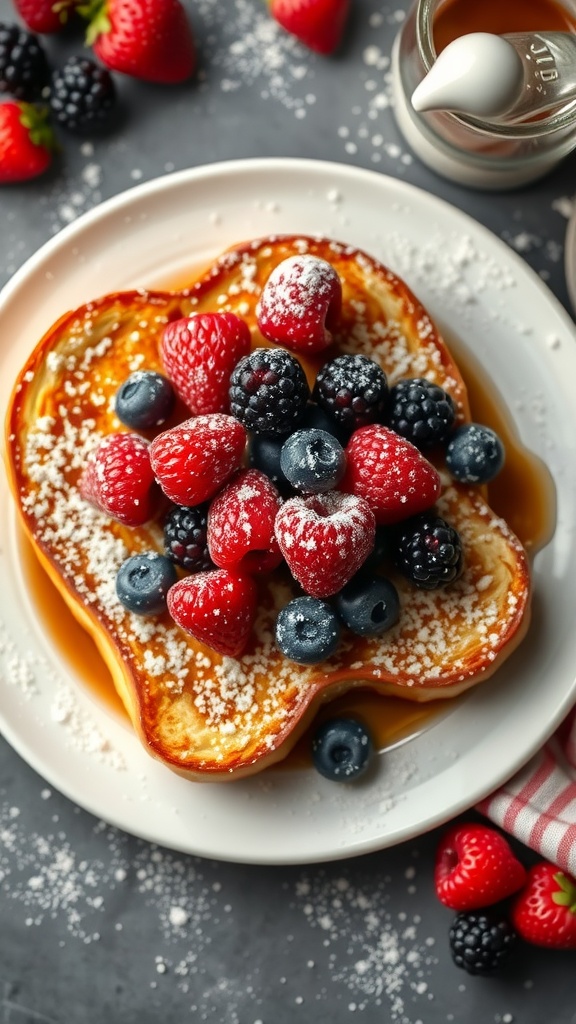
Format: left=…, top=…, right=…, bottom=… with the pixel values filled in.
left=77, top=0, right=111, bottom=45
left=18, top=104, right=56, bottom=152
left=552, top=871, right=576, bottom=913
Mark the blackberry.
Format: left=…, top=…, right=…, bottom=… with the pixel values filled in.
left=50, top=56, right=117, bottom=134
left=0, top=23, right=50, bottom=101
left=387, top=377, right=456, bottom=448
left=394, top=513, right=463, bottom=590
left=229, top=348, right=310, bottom=437
left=313, top=353, right=389, bottom=434
left=163, top=504, right=212, bottom=573
left=449, top=911, right=517, bottom=976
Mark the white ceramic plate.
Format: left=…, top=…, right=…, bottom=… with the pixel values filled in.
left=1, top=158, right=576, bottom=865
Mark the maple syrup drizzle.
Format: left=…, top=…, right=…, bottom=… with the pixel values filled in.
left=18, top=309, right=556, bottom=760
left=434, top=0, right=576, bottom=53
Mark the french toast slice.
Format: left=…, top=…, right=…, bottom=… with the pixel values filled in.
left=5, top=235, right=531, bottom=780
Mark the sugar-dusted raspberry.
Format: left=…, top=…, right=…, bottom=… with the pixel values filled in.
left=167, top=568, right=257, bottom=658
left=229, top=347, right=310, bottom=437
left=256, top=254, right=342, bottom=354
left=341, top=424, right=442, bottom=526
left=313, top=353, right=389, bottom=433
left=160, top=311, right=251, bottom=416
left=274, top=490, right=375, bottom=598
left=207, top=468, right=283, bottom=574
left=149, top=413, right=246, bottom=507
left=79, top=432, right=160, bottom=526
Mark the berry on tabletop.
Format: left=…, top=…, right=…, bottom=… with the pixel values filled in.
left=167, top=568, right=258, bottom=658
left=511, top=862, right=576, bottom=949
left=0, top=22, right=50, bottom=100
left=435, top=823, right=527, bottom=912
left=311, top=717, right=373, bottom=781
left=275, top=595, right=341, bottom=665
left=14, top=0, right=80, bottom=34
left=256, top=253, right=342, bottom=353
left=268, top=0, right=351, bottom=55
left=115, top=552, right=177, bottom=616
left=449, top=910, right=517, bottom=976
left=161, top=312, right=251, bottom=417
left=50, top=55, right=117, bottom=134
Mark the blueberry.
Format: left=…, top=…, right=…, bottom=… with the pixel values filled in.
left=114, top=371, right=175, bottom=430
left=275, top=596, right=341, bottom=665
left=280, top=428, right=346, bottom=494
left=248, top=434, right=290, bottom=491
left=365, top=526, right=393, bottom=569
left=311, top=717, right=373, bottom=782
left=446, top=423, right=505, bottom=484
left=335, top=574, right=400, bottom=637
left=116, top=552, right=178, bottom=615
left=300, top=402, right=349, bottom=444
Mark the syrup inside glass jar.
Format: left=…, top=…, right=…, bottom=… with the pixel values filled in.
left=434, top=0, right=576, bottom=53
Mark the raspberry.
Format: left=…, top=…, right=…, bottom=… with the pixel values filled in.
left=449, top=912, right=517, bottom=976
left=435, top=823, right=527, bottom=911
left=167, top=569, right=257, bottom=658
left=274, top=490, right=375, bottom=598
left=394, top=512, right=463, bottom=590
left=313, top=354, right=389, bottom=433
left=163, top=503, right=212, bottom=573
left=49, top=56, right=117, bottom=134
left=387, top=377, right=456, bottom=448
left=149, top=414, right=246, bottom=507
left=79, top=432, right=160, bottom=527
left=341, top=424, right=442, bottom=526
left=229, top=347, right=310, bottom=437
left=161, top=311, right=251, bottom=417
left=0, top=23, right=49, bottom=101
left=207, top=468, right=283, bottom=574
left=256, top=253, right=342, bottom=354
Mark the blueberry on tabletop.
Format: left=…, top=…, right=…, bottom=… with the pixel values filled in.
left=313, top=353, right=389, bottom=434
left=229, top=347, right=310, bottom=437
left=394, top=513, right=463, bottom=590
left=114, top=370, right=175, bottom=430
left=449, top=910, right=517, bottom=976
left=275, top=595, right=341, bottom=665
left=116, top=552, right=178, bottom=616
left=280, top=428, right=346, bottom=494
left=311, top=717, right=374, bottom=782
left=387, top=376, right=456, bottom=448
left=50, top=55, right=117, bottom=134
left=446, top=423, right=505, bottom=484
left=335, top=573, right=400, bottom=637
left=163, top=504, right=212, bottom=573
left=0, top=22, right=50, bottom=100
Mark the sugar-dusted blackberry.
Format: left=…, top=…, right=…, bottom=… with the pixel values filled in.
left=229, top=348, right=310, bottom=437
left=163, top=504, right=212, bottom=573
left=50, top=56, right=117, bottom=134
left=0, top=23, right=50, bottom=100
left=394, top=513, right=463, bottom=590
left=449, top=911, right=517, bottom=976
left=387, top=377, right=456, bottom=448
left=313, top=353, right=389, bottom=434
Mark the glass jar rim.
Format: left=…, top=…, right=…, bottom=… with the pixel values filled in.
left=416, top=0, right=576, bottom=138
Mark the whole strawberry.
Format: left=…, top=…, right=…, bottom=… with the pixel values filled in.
left=82, top=0, right=196, bottom=84
left=161, top=312, right=251, bottom=416
left=341, top=424, right=442, bottom=526
left=167, top=569, right=257, bottom=658
left=512, top=863, right=576, bottom=948
left=0, top=101, right=54, bottom=183
left=269, top=0, right=350, bottom=55
left=79, top=432, right=161, bottom=526
left=14, top=0, right=79, bottom=34
left=149, top=414, right=247, bottom=507
left=435, top=823, right=527, bottom=912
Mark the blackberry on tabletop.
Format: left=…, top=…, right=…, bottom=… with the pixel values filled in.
left=50, top=55, right=117, bottom=134
left=0, top=23, right=50, bottom=100
left=163, top=504, right=213, bottom=574
left=387, top=377, right=456, bottom=448
left=229, top=347, right=310, bottom=437
left=313, top=353, right=389, bottom=434
left=449, top=911, right=517, bottom=976
left=394, top=513, right=463, bottom=590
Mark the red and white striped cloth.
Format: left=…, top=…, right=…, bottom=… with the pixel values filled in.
left=477, top=706, right=576, bottom=878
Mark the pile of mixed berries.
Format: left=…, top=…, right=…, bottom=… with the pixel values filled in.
left=433, top=821, right=576, bottom=974
left=78, top=252, right=505, bottom=781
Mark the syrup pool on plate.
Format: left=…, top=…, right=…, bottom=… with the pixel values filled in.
left=18, top=313, right=556, bottom=767
left=433, top=0, right=576, bottom=53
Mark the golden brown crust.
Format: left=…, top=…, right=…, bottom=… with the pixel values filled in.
left=4, top=235, right=531, bottom=780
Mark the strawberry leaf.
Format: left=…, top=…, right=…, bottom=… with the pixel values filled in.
left=552, top=872, right=576, bottom=912
left=78, top=0, right=112, bottom=45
